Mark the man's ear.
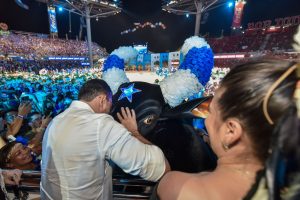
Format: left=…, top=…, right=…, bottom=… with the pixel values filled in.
left=97, top=94, right=107, bottom=111
left=222, top=118, right=243, bottom=148
left=98, top=94, right=107, bottom=104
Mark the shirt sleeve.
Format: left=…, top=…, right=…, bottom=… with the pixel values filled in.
left=99, top=115, right=166, bottom=182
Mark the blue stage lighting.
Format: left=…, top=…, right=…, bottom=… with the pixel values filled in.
left=58, top=7, right=63, bottom=12
left=186, top=13, right=189, bottom=18
left=228, top=2, right=234, bottom=8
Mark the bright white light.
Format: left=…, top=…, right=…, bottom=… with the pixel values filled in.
left=228, top=2, right=234, bottom=8
left=186, top=13, right=189, bottom=18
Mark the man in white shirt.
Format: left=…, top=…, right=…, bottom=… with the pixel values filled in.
left=41, top=79, right=170, bottom=200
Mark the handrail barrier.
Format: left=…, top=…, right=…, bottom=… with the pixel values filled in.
left=5, top=170, right=156, bottom=199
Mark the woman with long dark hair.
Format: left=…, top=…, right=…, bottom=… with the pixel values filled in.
left=157, top=60, right=300, bottom=200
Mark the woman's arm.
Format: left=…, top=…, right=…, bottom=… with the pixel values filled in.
left=6, top=102, right=31, bottom=137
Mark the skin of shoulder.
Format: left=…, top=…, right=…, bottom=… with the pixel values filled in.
left=158, top=171, right=209, bottom=200
left=158, top=168, right=258, bottom=200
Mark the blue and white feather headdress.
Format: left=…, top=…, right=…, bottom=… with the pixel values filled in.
left=103, top=37, right=213, bottom=107
left=159, top=36, right=214, bottom=107
left=102, top=46, right=138, bottom=94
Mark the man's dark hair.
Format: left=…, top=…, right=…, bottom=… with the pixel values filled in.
left=78, top=79, right=112, bottom=102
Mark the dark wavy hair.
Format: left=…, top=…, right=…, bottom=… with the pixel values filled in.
left=0, top=141, right=17, bottom=169
left=218, top=60, right=297, bottom=162
left=241, top=61, right=300, bottom=200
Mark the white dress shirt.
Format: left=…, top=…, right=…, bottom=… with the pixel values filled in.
left=41, top=101, right=166, bottom=200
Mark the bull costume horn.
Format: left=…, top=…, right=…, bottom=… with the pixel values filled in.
left=102, top=46, right=137, bottom=94
left=159, top=36, right=214, bottom=107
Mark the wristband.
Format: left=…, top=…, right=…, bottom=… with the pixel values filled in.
left=15, top=136, right=29, bottom=145
left=7, top=135, right=16, bottom=142
left=17, top=114, right=24, bottom=119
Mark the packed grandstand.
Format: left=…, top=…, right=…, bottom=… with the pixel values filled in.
left=1, top=23, right=299, bottom=97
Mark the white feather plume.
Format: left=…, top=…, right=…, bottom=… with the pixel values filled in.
left=181, top=36, right=211, bottom=57
left=111, top=46, right=138, bottom=63
left=102, top=68, right=129, bottom=94
left=159, top=69, right=203, bottom=107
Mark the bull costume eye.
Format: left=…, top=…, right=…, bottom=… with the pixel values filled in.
left=143, top=115, right=155, bottom=125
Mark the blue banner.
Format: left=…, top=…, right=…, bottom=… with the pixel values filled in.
left=48, top=6, right=58, bottom=33
left=47, top=56, right=87, bottom=61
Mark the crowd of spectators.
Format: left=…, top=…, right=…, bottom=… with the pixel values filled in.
left=0, top=31, right=108, bottom=59
left=204, top=67, right=230, bottom=96
left=0, top=73, right=67, bottom=198
left=212, top=52, right=299, bottom=69
left=0, top=60, right=102, bottom=74
left=0, top=71, right=102, bottom=159
left=207, top=25, right=299, bottom=53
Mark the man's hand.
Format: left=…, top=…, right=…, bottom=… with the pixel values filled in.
left=18, top=102, right=32, bottom=116
left=2, top=169, right=22, bottom=185
left=117, top=107, right=138, bottom=134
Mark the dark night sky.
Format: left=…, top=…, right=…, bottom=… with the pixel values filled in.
left=0, top=0, right=300, bottom=52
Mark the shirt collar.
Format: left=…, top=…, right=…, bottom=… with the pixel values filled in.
left=69, top=100, right=95, bottom=113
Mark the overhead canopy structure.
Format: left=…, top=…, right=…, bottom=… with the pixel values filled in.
left=162, top=0, right=228, bottom=36
left=15, top=0, right=29, bottom=10
left=36, top=0, right=121, bottom=17
left=35, top=0, right=122, bottom=67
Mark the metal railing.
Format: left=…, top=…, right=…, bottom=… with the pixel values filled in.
left=6, top=170, right=156, bottom=199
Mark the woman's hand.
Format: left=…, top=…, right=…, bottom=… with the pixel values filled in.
left=2, top=169, right=22, bottom=185
left=40, top=114, right=52, bottom=130
left=18, top=102, right=32, bottom=117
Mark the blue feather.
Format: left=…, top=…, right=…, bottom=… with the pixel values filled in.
left=179, top=47, right=214, bottom=86
left=103, top=55, right=125, bottom=72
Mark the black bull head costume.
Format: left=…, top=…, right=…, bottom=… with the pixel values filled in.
left=111, top=81, right=216, bottom=172
left=103, top=37, right=217, bottom=173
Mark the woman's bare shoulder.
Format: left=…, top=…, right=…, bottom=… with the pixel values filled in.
left=157, top=171, right=210, bottom=200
